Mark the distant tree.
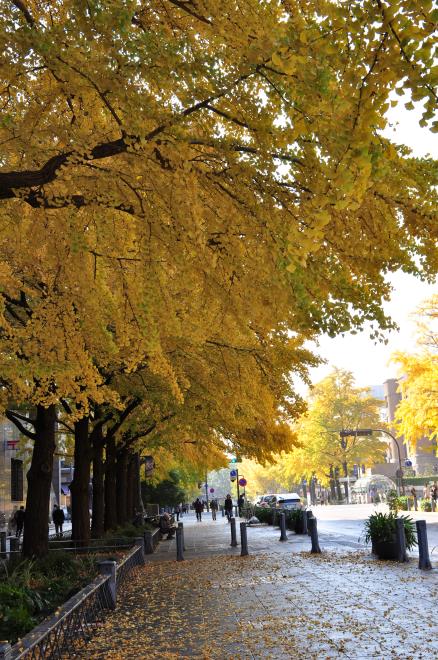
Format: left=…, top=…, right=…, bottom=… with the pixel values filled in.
left=393, top=295, right=438, bottom=446
left=281, top=369, right=386, bottom=500
left=141, top=470, right=186, bottom=509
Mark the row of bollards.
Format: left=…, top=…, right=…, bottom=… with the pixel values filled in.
left=175, top=512, right=434, bottom=569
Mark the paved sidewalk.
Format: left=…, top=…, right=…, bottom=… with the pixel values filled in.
left=79, top=513, right=438, bottom=659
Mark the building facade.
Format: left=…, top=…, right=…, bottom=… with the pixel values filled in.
left=383, top=378, right=437, bottom=476
left=0, top=417, right=27, bottom=528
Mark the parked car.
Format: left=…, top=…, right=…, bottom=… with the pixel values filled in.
left=276, top=493, right=301, bottom=510
left=256, top=494, right=279, bottom=508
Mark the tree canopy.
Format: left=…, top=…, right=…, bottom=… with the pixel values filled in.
left=393, top=294, right=438, bottom=446
left=0, top=1, right=437, bottom=553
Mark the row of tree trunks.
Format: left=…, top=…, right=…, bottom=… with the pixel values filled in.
left=10, top=401, right=144, bottom=557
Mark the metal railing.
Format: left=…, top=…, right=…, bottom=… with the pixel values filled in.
left=5, top=543, right=144, bottom=660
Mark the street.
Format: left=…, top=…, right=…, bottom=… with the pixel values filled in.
left=310, top=503, right=438, bottom=555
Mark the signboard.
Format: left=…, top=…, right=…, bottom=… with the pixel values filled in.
left=238, top=478, right=247, bottom=487
left=209, top=487, right=215, bottom=493
left=5, top=440, right=19, bottom=450
left=405, top=459, right=413, bottom=468
left=230, top=469, right=237, bottom=482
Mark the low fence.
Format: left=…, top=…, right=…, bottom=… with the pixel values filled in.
left=1, top=540, right=145, bottom=660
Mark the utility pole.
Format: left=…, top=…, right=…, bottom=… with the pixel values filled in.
left=205, top=473, right=209, bottom=511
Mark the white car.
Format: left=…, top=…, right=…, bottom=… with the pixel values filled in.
left=276, top=493, right=301, bottom=510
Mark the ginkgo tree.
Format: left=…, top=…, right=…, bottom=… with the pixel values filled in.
left=393, top=294, right=438, bottom=447
left=0, top=1, right=438, bottom=555
left=278, top=369, right=386, bottom=500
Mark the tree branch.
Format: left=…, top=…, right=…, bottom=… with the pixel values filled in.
left=6, top=409, right=36, bottom=440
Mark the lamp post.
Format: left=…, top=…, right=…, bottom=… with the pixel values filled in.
left=339, top=428, right=405, bottom=495
left=374, top=429, right=405, bottom=495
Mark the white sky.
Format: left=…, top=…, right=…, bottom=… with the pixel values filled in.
left=302, top=96, right=438, bottom=392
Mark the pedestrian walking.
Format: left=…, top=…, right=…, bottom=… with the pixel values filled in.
left=174, top=504, right=181, bottom=522
left=210, top=498, right=218, bottom=521
left=410, top=486, right=418, bottom=511
left=52, top=504, right=65, bottom=537
left=224, top=494, right=233, bottom=522
left=432, top=483, right=438, bottom=512
left=14, top=506, right=25, bottom=538
left=193, top=498, right=204, bottom=522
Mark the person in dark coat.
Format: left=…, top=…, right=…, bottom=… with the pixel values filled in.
left=193, top=498, right=204, bottom=522
left=14, top=506, right=25, bottom=538
left=224, top=494, right=233, bottom=522
left=52, top=504, right=65, bottom=538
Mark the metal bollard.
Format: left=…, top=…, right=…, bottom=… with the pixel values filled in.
left=308, top=517, right=321, bottom=554
left=0, top=643, right=12, bottom=660
left=416, top=520, right=432, bottom=570
left=176, top=526, right=184, bottom=561
left=178, top=522, right=186, bottom=551
left=230, top=517, right=238, bottom=547
left=301, top=510, right=308, bottom=535
left=395, top=518, right=408, bottom=563
left=279, top=512, right=287, bottom=541
left=306, top=510, right=313, bottom=536
left=144, top=530, right=154, bottom=554
left=240, top=522, right=249, bottom=556
left=0, top=532, right=6, bottom=559
left=134, top=537, right=146, bottom=564
left=98, top=560, right=117, bottom=609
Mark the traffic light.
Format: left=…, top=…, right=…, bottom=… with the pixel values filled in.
left=230, top=457, right=238, bottom=464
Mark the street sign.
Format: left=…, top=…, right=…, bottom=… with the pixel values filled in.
left=238, top=478, right=247, bottom=487
left=230, top=469, right=237, bottom=477
left=405, top=459, right=413, bottom=468
left=209, top=487, right=215, bottom=493
left=340, top=429, right=373, bottom=437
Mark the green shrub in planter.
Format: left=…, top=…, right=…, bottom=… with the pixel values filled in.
left=420, top=499, right=432, bottom=512
left=363, top=511, right=417, bottom=558
left=387, top=490, right=407, bottom=512
left=253, top=507, right=274, bottom=525
left=397, top=496, right=409, bottom=511
left=285, top=509, right=304, bottom=532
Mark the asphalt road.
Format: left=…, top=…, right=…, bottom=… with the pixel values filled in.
left=310, top=503, right=438, bottom=555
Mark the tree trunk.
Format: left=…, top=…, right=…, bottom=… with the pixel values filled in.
left=104, top=435, right=117, bottom=530
left=70, top=417, right=91, bottom=546
left=329, top=466, right=336, bottom=501
left=133, top=453, right=144, bottom=514
left=116, top=448, right=128, bottom=526
left=310, top=476, right=316, bottom=506
left=126, top=455, right=135, bottom=522
left=22, top=405, right=57, bottom=558
left=91, top=425, right=105, bottom=538
left=342, top=461, right=349, bottom=499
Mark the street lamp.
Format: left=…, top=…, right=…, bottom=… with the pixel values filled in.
left=339, top=428, right=405, bottom=495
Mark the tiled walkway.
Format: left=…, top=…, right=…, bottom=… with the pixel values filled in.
left=79, top=513, right=438, bottom=659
